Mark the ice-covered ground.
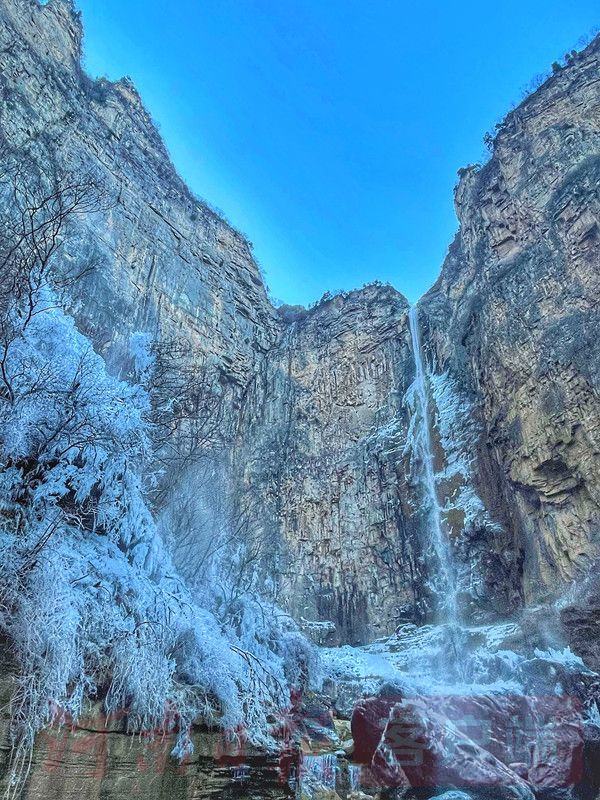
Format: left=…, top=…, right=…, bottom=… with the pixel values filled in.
left=323, top=619, right=591, bottom=704
left=297, top=619, right=597, bottom=798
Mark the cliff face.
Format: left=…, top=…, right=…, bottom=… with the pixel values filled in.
left=237, top=285, right=421, bottom=644
left=0, top=643, right=290, bottom=800
left=4, top=1, right=600, bottom=797
left=1, top=0, right=600, bottom=649
left=0, top=0, right=433, bottom=646
left=421, top=39, right=600, bottom=624
left=0, top=0, right=279, bottom=416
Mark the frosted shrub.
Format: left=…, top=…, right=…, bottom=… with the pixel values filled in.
left=0, top=291, right=318, bottom=793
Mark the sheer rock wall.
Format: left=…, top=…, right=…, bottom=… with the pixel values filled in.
left=237, top=285, right=424, bottom=644
left=0, top=0, right=427, bottom=645
left=1, top=0, right=600, bottom=648
left=421, top=38, right=600, bottom=623
left=0, top=0, right=280, bottom=419
left=3, top=2, right=600, bottom=797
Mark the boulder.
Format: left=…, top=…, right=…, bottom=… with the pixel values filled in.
left=528, top=697, right=584, bottom=791
left=419, top=693, right=532, bottom=765
left=351, top=695, right=399, bottom=763
left=375, top=700, right=535, bottom=800
left=370, top=737, right=411, bottom=790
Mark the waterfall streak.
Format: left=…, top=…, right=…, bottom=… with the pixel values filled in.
left=407, top=305, right=458, bottom=621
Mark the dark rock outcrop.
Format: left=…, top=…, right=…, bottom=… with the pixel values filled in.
left=351, top=695, right=400, bottom=764
left=560, top=590, right=600, bottom=672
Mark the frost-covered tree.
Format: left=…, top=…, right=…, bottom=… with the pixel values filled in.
left=142, top=336, right=225, bottom=474
left=0, top=161, right=318, bottom=795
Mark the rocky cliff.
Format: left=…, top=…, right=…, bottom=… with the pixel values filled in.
left=1, top=0, right=600, bottom=660
left=0, top=0, right=279, bottom=418
left=0, top=639, right=293, bottom=800
left=3, top=1, right=600, bottom=798
left=420, top=37, right=600, bottom=646
left=238, top=285, right=419, bottom=644
left=0, top=0, right=430, bottom=646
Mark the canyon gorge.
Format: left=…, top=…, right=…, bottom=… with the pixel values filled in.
left=1, top=1, right=600, bottom=799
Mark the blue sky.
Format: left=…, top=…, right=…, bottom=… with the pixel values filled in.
left=75, top=1, right=598, bottom=305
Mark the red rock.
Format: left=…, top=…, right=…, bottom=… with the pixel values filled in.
left=350, top=695, right=399, bottom=764
left=374, top=700, right=535, bottom=800
left=420, top=693, right=532, bottom=765
left=370, top=738, right=411, bottom=790
left=528, top=696, right=584, bottom=790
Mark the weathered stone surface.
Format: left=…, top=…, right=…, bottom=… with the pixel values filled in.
left=0, top=0, right=280, bottom=420
left=351, top=695, right=399, bottom=765
left=347, top=681, right=593, bottom=797
left=0, top=650, right=295, bottom=800
left=0, top=719, right=293, bottom=800
left=370, top=734, right=411, bottom=790
left=378, top=700, right=535, bottom=800
left=421, top=36, right=600, bottom=623
left=560, top=590, right=600, bottom=671
left=238, top=285, right=430, bottom=644
left=528, top=708, right=584, bottom=792
left=581, top=721, right=600, bottom=800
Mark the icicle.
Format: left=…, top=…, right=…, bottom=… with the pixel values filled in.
left=348, top=763, right=362, bottom=791
left=302, top=754, right=337, bottom=791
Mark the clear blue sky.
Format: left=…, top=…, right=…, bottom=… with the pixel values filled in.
left=75, top=0, right=598, bottom=305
